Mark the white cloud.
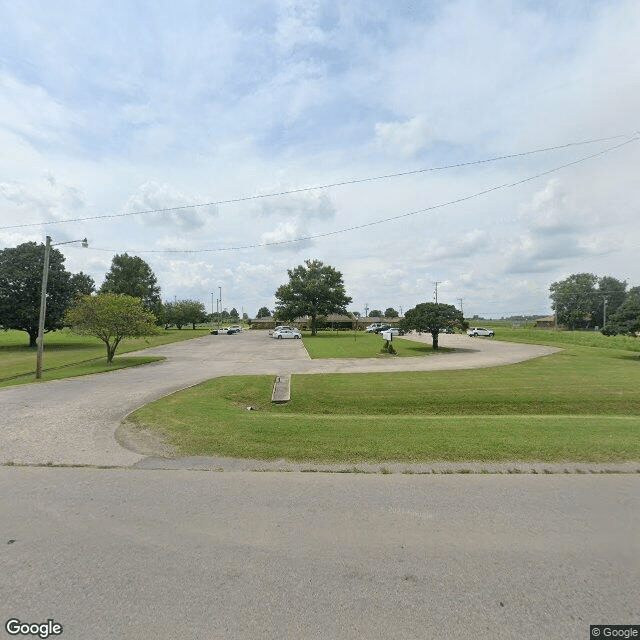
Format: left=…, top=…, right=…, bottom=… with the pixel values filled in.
left=1, top=1, right=639, bottom=318
left=374, top=115, right=434, bottom=158
left=124, top=181, right=213, bottom=231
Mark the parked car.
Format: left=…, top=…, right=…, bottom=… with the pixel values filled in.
left=269, top=325, right=297, bottom=336
left=211, top=326, right=240, bottom=335
left=467, top=327, right=494, bottom=337
left=367, top=323, right=391, bottom=333
left=228, top=325, right=242, bottom=333
left=272, top=328, right=302, bottom=339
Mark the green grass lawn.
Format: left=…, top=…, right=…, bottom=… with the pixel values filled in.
left=301, top=330, right=451, bottom=358
left=129, top=337, right=640, bottom=463
left=0, top=327, right=211, bottom=386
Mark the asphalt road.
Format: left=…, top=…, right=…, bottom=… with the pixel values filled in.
left=1, top=468, right=638, bottom=640
left=0, top=331, right=559, bottom=467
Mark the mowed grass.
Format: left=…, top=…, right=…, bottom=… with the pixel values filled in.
left=301, top=330, right=452, bottom=358
left=493, top=326, right=640, bottom=352
left=129, top=338, right=640, bottom=463
left=0, top=327, right=211, bottom=386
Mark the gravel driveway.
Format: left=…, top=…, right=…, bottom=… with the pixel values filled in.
left=0, top=332, right=559, bottom=467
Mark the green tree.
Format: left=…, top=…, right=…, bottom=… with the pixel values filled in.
left=65, top=293, right=160, bottom=363
left=256, top=306, right=272, bottom=318
left=549, top=273, right=598, bottom=330
left=0, top=241, right=88, bottom=346
left=274, top=259, right=352, bottom=335
left=70, top=271, right=96, bottom=296
left=384, top=307, right=399, bottom=318
left=400, top=302, right=466, bottom=350
left=369, top=309, right=382, bottom=318
left=100, top=254, right=162, bottom=316
left=603, top=288, right=640, bottom=336
left=164, top=299, right=207, bottom=329
left=180, top=299, right=207, bottom=329
left=592, top=276, right=627, bottom=328
left=229, top=307, right=239, bottom=319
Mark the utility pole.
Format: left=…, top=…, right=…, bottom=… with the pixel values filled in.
left=36, top=235, right=88, bottom=378
left=458, top=298, right=464, bottom=317
left=433, top=281, right=442, bottom=304
left=364, top=303, right=369, bottom=319
left=603, top=298, right=608, bottom=329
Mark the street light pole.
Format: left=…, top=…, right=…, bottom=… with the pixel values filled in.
left=36, top=236, right=88, bottom=379
left=434, top=281, right=442, bottom=304
left=36, top=236, right=52, bottom=379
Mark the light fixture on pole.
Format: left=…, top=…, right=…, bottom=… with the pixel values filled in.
left=36, top=236, right=88, bottom=379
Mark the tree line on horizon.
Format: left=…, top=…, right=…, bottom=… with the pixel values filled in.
left=550, top=273, right=640, bottom=335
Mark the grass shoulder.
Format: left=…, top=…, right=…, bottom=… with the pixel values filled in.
left=129, top=343, right=640, bottom=463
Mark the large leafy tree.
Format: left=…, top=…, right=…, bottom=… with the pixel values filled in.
left=384, top=307, right=399, bottom=318
left=256, top=306, right=272, bottom=318
left=400, top=302, right=466, bottom=350
left=549, top=273, right=598, bottom=330
left=603, top=288, right=640, bottom=336
left=65, top=293, right=160, bottom=363
left=274, top=259, right=352, bottom=335
left=100, top=253, right=162, bottom=316
left=0, top=241, right=92, bottom=346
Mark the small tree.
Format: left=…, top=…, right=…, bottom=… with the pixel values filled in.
left=369, top=309, right=383, bottom=318
left=384, top=307, right=399, bottom=318
left=400, top=302, right=466, bottom=350
left=65, top=293, right=160, bottom=364
left=256, top=306, right=272, bottom=318
left=274, top=259, right=352, bottom=335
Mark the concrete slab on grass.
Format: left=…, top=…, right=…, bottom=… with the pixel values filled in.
left=272, top=374, right=291, bottom=403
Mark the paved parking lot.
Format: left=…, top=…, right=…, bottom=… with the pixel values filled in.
left=0, top=331, right=558, bottom=467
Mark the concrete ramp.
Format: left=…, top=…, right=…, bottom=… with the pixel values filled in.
left=271, top=374, right=291, bottom=403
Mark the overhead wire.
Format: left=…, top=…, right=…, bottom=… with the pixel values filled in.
left=83, top=133, right=639, bottom=254
left=0, top=133, right=635, bottom=232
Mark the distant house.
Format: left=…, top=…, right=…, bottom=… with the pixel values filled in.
left=534, top=315, right=556, bottom=329
left=249, top=316, right=277, bottom=330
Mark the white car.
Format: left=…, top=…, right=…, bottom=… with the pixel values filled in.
left=269, top=325, right=296, bottom=336
left=272, top=328, right=302, bottom=339
left=212, top=326, right=239, bottom=335
left=228, top=325, right=242, bottom=333
left=467, top=327, right=495, bottom=337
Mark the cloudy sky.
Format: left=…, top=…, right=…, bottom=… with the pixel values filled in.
left=1, top=0, right=638, bottom=319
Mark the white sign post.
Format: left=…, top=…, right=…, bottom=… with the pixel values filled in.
left=381, top=330, right=392, bottom=341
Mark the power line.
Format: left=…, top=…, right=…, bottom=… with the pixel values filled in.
left=85, top=134, right=639, bottom=254
left=0, top=133, right=635, bottom=232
